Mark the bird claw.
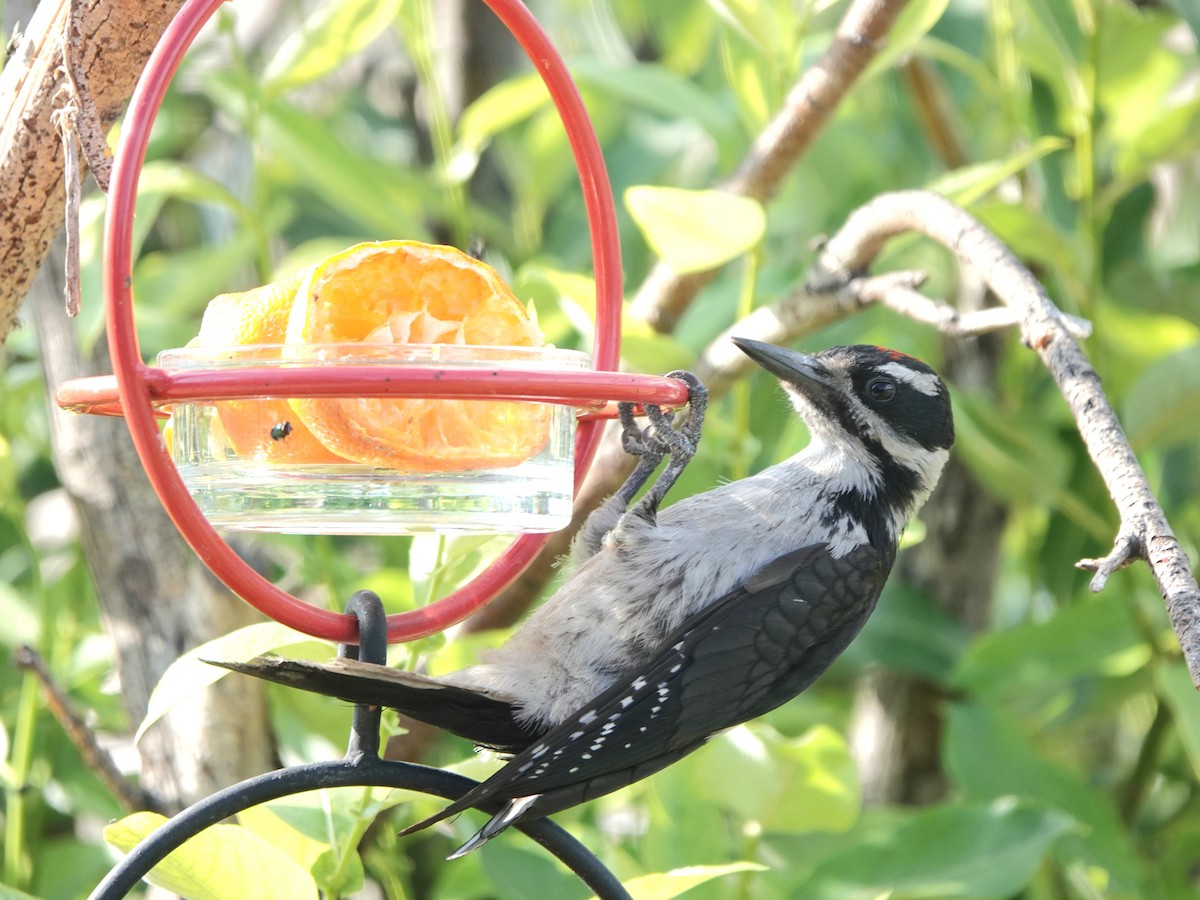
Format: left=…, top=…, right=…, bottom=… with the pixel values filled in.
left=644, top=371, right=707, bottom=462
left=614, top=371, right=708, bottom=519
left=617, top=371, right=707, bottom=464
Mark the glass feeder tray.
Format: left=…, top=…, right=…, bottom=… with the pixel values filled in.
left=157, top=344, right=589, bottom=535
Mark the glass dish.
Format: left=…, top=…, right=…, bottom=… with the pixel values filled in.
left=157, top=344, right=588, bottom=535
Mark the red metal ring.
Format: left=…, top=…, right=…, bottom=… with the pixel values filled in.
left=99, top=0, right=655, bottom=644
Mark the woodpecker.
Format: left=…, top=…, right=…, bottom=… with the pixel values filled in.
left=217, top=339, right=954, bottom=857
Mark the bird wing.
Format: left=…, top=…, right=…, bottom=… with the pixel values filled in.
left=403, top=539, right=893, bottom=843
left=209, top=656, right=543, bottom=753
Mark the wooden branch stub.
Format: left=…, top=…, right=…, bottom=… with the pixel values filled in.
left=61, top=3, right=112, bottom=191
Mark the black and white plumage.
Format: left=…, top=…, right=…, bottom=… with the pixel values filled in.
left=216, top=339, right=954, bottom=857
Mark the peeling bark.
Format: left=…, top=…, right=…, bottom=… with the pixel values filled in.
left=0, top=0, right=185, bottom=342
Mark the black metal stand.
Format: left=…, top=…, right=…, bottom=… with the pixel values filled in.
left=90, top=591, right=632, bottom=900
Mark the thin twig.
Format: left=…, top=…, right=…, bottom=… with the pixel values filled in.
left=628, top=0, right=912, bottom=334
left=14, top=645, right=161, bottom=814
left=49, top=96, right=81, bottom=318
left=807, top=189, right=1200, bottom=687
left=50, top=2, right=113, bottom=319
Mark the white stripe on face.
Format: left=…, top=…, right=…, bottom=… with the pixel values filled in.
left=877, top=361, right=942, bottom=397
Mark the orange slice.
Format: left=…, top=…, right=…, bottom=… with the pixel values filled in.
left=189, top=272, right=346, bottom=465
left=285, top=241, right=550, bottom=471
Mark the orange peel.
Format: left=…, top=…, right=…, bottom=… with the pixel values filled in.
left=285, top=241, right=550, bottom=471
left=183, top=241, right=551, bottom=471
left=187, top=271, right=346, bottom=464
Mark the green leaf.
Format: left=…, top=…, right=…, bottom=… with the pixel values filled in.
left=238, top=803, right=332, bottom=872
left=1155, top=662, right=1200, bottom=781
left=1097, top=4, right=1185, bottom=158
left=133, top=238, right=264, bottom=350
left=454, top=72, right=552, bottom=161
left=572, top=60, right=737, bottom=146
left=952, top=390, right=1110, bottom=539
left=104, top=812, right=318, bottom=900
left=973, top=201, right=1080, bottom=278
left=846, top=584, right=969, bottom=682
left=863, top=0, right=951, bottom=80
left=256, top=99, right=431, bottom=238
left=135, top=622, right=331, bottom=743
left=1123, top=344, right=1200, bottom=450
left=619, top=320, right=696, bottom=377
left=953, top=593, right=1151, bottom=696
left=700, top=0, right=787, bottom=58
left=409, top=534, right=508, bottom=606
left=945, top=702, right=1144, bottom=891
left=514, top=264, right=599, bottom=334
left=137, top=161, right=253, bottom=222
left=263, top=0, right=404, bottom=97
left=310, top=845, right=365, bottom=897
left=626, top=186, right=765, bottom=274
left=693, top=724, right=860, bottom=835
left=0, top=886, right=40, bottom=900
left=808, top=798, right=1076, bottom=899
left=614, top=862, right=768, bottom=900
left=929, top=136, right=1070, bottom=207
left=1010, top=0, right=1085, bottom=118
left=721, top=32, right=773, bottom=130
left=240, top=790, right=408, bottom=895
left=480, top=841, right=584, bottom=900
left=0, top=581, right=41, bottom=649
left=1116, top=95, right=1200, bottom=181
left=457, top=61, right=736, bottom=191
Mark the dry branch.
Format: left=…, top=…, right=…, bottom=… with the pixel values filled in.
left=628, top=0, right=911, bottom=334
left=807, top=189, right=1200, bottom=687
left=0, top=0, right=186, bottom=343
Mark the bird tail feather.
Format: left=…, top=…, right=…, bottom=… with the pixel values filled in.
left=209, top=656, right=539, bottom=753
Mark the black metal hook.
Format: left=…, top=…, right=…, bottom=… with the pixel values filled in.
left=340, top=590, right=387, bottom=760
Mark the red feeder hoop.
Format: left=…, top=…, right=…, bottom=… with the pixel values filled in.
left=69, top=0, right=685, bottom=645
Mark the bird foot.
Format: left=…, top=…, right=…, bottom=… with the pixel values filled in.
left=617, top=371, right=706, bottom=462
left=616, top=371, right=708, bottom=517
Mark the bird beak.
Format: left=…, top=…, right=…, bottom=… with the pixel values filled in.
left=731, top=337, right=838, bottom=403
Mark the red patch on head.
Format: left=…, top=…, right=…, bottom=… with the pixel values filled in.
left=873, top=345, right=915, bottom=363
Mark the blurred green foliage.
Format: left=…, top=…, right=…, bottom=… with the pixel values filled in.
left=3, top=0, right=1200, bottom=897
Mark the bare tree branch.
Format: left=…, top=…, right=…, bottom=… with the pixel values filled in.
left=628, top=0, right=911, bottom=334
left=0, top=0, right=185, bottom=344
left=808, top=189, right=1200, bottom=687
left=14, top=645, right=160, bottom=814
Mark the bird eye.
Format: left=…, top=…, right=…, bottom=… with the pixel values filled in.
left=867, top=378, right=896, bottom=402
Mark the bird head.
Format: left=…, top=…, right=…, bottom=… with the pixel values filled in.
left=733, top=338, right=954, bottom=535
